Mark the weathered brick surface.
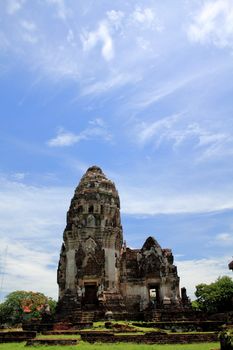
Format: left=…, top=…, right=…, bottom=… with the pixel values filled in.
left=26, top=338, right=78, bottom=346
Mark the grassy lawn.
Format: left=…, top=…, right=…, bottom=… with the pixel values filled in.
left=0, top=342, right=219, bottom=350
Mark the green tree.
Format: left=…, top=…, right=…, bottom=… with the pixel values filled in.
left=194, top=276, right=233, bottom=313
left=0, top=290, right=57, bottom=325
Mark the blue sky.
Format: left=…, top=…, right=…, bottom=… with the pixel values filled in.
left=0, top=0, right=233, bottom=301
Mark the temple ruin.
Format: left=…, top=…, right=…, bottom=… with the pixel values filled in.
left=56, top=166, right=188, bottom=322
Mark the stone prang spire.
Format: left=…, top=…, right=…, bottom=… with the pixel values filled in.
left=57, top=166, right=124, bottom=320
left=56, top=166, right=184, bottom=322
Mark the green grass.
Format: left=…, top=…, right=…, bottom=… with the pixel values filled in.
left=0, top=342, right=219, bottom=350
left=37, top=334, right=81, bottom=339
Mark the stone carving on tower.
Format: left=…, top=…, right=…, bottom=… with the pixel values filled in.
left=56, top=166, right=184, bottom=322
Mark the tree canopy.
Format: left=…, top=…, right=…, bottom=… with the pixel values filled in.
left=194, top=276, right=233, bottom=313
left=0, top=290, right=57, bottom=325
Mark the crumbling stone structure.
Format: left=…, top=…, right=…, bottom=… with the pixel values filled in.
left=56, top=166, right=184, bottom=322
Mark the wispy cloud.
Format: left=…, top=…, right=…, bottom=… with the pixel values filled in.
left=106, top=10, right=125, bottom=30
left=134, top=113, right=233, bottom=161
left=136, top=113, right=182, bottom=145
left=46, top=0, right=71, bottom=21
left=81, top=72, right=138, bottom=96
left=132, top=76, right=197, bottom=109
left=130, top=6, right=162, bottom=31
left=211, top=232, right=233, bottom=247
left=48, top=118, right=112, bottom=147
left=188, top=0, right=233, bottom=49
left=1, top=2, right=165, bottom=88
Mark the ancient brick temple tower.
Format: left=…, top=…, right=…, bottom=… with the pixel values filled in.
left=56, top=166, right=183, bottom=322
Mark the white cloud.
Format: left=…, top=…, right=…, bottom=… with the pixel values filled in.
left=212, top=232, right=233, bottom=247
left=81, top=72, right=137, bottom=96
left=6, top=0, right=25, bottom=15
left=134, top=113, right=233, bottom=161
left=197, top=136, right=233, bottom=161
left=88, top=118, right=105, bottom=127
left=48, top=120, right=112, bottom=147
left=11, top=172, right=26, bottom=181
left=136, top=37, right=151, bottom=50
left=216, top=232, right=233, bottom=242
left=120, top=183, right=233, bottom=215
left=20, top=20, right=38, bottom=44
left=1, top=3, right=163, bottom=87
left=137, top=113, right=181, bottom=145
left=188, top=0, right=233, bottom=48
left=0, top=176, right=70, bottom=239
left=132, top=6, right=155, bottom=26
left=48, top=129, right=85, bottom=147
left=130, top=6, right=163, bottom=31
left=106, top=10, right=125, bottom=30
left=0, top=176, right=72, bottom=300
left=177, top=256, right=233, bottom=300
left=0, top=238, right=58, bottom=300
left=79, top=5, right=161, bottom=64
left=81, top=22, right=114, bottom=61
left=84, top=121, right=112, bottom=142
left=134, top=76, right=196, bottom=109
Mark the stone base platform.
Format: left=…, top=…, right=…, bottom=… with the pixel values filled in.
left=0, top=331, right=37, bottom=343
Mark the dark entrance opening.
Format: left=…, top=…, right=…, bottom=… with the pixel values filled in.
left=149, top=285, right=160, bottom=308
left=83, top=284, right=98, bottom=309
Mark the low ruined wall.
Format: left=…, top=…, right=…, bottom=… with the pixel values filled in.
left=23, top=323, right=54, bottom=332
left=132, top=321, right=224, bottom=332
left=144, top=309, right=205, bottom=322
left=80, top=331, right=218, bottom=344
left=26, top=339, right=78, bottom=346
